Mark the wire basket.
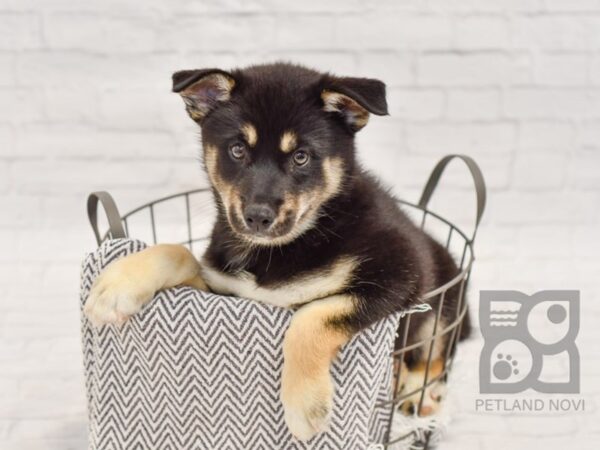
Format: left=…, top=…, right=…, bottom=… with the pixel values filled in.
left=86, top=154, right=485, bottom=449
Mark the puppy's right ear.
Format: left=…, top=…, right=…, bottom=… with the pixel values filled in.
left=172, top=69, right=236, bottom=122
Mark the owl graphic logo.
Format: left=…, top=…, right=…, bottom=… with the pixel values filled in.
left=479, top=290, right=580, bottom=394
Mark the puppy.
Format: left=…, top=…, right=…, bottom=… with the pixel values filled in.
left=84, top=63, right=469, bottom=440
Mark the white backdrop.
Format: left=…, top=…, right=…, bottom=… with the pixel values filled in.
left=1, top=1, right=599, bottom=449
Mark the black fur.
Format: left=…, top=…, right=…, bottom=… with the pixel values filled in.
left=174, top=62, right=469, bottom=368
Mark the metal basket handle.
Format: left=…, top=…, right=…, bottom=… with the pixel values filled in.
left=418, top=154, right=486, bottom=242
left=87, top=191, right=127, bottom=245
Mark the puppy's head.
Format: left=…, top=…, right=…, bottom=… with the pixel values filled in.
left=173, top=63, right=388, bottom=246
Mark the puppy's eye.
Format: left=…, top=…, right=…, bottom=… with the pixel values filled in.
left=229, top=143, right=246, bottom=160
left=292, top=150, right=309, bottom=166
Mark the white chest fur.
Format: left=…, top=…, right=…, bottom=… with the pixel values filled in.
left=200, top=257, right=357, bottom=308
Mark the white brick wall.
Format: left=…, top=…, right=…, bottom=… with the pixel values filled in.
left=1, top=1, right=599, bottom=449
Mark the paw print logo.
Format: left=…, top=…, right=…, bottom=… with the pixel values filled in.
left=479, top=290, right=580, bottom=394
left=494, top=354, right=519, bottom=380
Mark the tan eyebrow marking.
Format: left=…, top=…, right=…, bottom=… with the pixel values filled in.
left=280, top=131, right=297, bottom=153
left=241, top=123, right=257, bottom=147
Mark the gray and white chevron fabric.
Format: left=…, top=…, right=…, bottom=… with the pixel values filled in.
left=80, top=239, right=402, bottom=450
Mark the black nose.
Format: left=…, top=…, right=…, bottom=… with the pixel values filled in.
left=244, top=204, right=276, bottom=232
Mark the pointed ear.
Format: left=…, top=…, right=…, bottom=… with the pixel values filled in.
left=172, top=68, right=236, bottom=122
left=321, top=76, right=388, bottom=132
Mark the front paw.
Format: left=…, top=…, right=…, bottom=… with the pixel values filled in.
left=84, top=258, right=155, bottom=327
left=281, top=371, right=333, bottom=441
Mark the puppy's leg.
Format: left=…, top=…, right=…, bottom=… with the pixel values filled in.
left=397, top=313, right=449, bottom=416
left=85, top=244, right=207, bottom=326
left=281, top=294, right=355, bottom=441
left=398, top=358, right=446, bottom=416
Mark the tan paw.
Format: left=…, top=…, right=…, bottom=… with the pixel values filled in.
left=84, top=258, right=156, bottom=327
left=281, top=372, right=333, bottom=441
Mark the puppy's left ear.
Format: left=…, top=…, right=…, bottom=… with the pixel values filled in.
left=172, top=68, right=236, bottom=122
left=321, top=76, right=388, bottom=132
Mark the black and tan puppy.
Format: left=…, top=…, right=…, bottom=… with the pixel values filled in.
left=84, top=63, right=468, bottom=440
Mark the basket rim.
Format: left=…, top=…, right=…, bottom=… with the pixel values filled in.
left=115, top=187, right=475, bottom=304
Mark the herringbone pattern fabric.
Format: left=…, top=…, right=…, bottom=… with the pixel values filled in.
left=80, top=239, right=401, bottom=450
